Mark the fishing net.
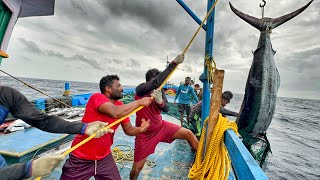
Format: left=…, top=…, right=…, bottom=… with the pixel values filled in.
left=240, top=131, right=271, bottom=167
left=120, top=93, right=135, bottom=104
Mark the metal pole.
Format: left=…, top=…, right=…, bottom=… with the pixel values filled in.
left=200, top=0, right=216, bottom=128
left=176, top=0, right=207, bottom=31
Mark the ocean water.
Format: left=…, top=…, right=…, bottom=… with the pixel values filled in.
left=1, top=76, right=319, bottom=180
left=0, top=76, right=134, bottom=100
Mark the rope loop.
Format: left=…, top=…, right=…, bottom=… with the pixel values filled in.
left=205, top=55, right=217, bottom=84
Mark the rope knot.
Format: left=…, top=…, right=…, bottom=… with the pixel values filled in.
left=205, top=55, right=217, bottom=84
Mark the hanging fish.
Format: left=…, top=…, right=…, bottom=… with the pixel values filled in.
left=229, top=0, right=313, bottom=165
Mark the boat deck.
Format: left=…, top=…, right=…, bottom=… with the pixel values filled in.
left=0, top=128, right=73, bottom=165
left=42, top=113, right=197, bottom=179
left=0, top=105, right=265, bottom=179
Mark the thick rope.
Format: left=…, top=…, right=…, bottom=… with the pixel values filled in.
left=188, top=114, right=238, bottom=180
left=112, top=145, right=156, bottom=169
left=0, top=69, right=72, bottom=108
left=112, top=145, right=134, bottom=169
left=205, top=54, right=216, bottom=84
left=36, top=1, right=220, bottom=179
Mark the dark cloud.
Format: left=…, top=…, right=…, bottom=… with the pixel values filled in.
left=18, top=38, right=104, bottom=71
left=55, top=0, right=109, bottom=25
left=103, top=1, right=173, bottom=30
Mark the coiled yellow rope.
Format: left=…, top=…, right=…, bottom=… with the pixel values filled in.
left=188, top=114, right=238, bottom=180
left=112, top=145, right=156, bottom=169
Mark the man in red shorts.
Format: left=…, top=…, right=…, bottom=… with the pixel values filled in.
left=60, top=75, right=153, bottom=180
left=129, top=55, right=199, bottom=180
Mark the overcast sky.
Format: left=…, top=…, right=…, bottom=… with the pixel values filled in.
left=1, top=0, right=319, bottom=100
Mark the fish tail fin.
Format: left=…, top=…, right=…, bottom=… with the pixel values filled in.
left=272, top=0, right=313, bottom=29
left=229, top=1, right=313, bottom=31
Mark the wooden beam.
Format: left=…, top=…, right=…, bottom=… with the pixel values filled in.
left=205, top=69, right=224, bottom=149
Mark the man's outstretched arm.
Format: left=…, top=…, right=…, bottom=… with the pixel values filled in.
left=1, top=86, right=112, bottom=137
left=136, top=54, right=184, bottom=97
left=98, top=97, right=152, bottom=119
left=220, top=106, right=239, bottom=117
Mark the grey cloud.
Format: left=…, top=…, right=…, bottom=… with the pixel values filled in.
left=126, top=59, right=141, bottom=68
left=56, top=0, right=175, bottom=35
left=106, top=58, right=141, bottom=68
left=18, top=38, right=104, bottom=71
left=109, top=59, right=122, bottom=65
left=71, top=54, right=104, bottom=71
left=103, top=0, right=173, bottom=30
left=279, top=47, right=320, bottom=73
left=18, top=38, right=42, bottom=53
left=46, top=50, right=65, bottom=59
left=56, top=0, right=109, bottom=25
left=281, top=74, right=320, bottom=92
left=69, top=0, right=88, bottom=16
left=119, top=68, right=145, bottom=80
left=183, top=64, right=194, bottom=73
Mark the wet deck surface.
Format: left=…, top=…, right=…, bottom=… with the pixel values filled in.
left=41, top=113, right=195, bottom=180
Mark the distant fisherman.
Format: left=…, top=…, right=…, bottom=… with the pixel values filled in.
left=194, top=84, right=203, bottom=101
left=130, top=55, right=199, bottom=180
left=0, top=86, right=114, bottom=179
left=174, top=77, right=199, bottom=126
left=60, top=75, right=153, bottom=180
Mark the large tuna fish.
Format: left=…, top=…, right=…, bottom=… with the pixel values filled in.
left=229, top=0, right=313, bottom=163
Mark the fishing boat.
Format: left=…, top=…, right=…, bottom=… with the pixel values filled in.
left=0, top=0, right=269, bottom=179
left=0, top=86, right=266, bottom=179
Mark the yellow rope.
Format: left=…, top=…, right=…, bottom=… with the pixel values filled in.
left=188, top=114, right=238, bottom=180
left=157, top=0, right=220, bottom=95
left=112, top=145, right=133, bottom=169
left=112, top=145, right=156, bottom=169
left=205, top=54, right=216, bottom=84
left=62, top=106, right=144, bottom=156
left=36, top=0, right=220, bottom=179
